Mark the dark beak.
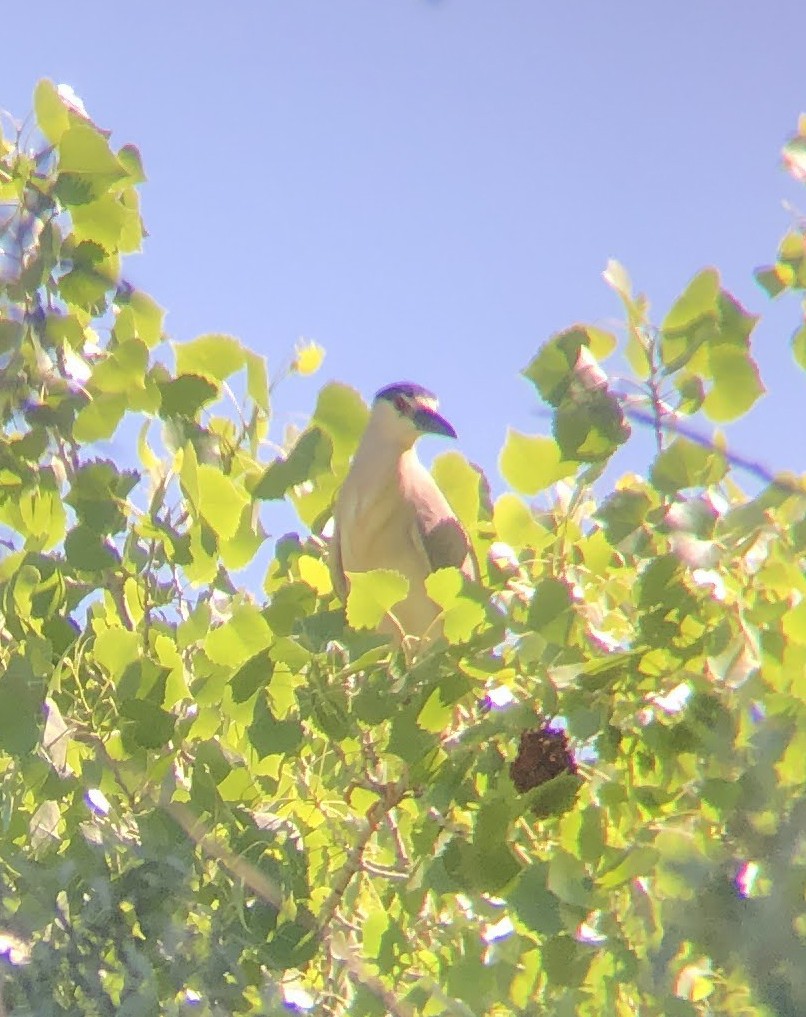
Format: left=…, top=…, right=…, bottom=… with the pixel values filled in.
left=413, top=406, right=457, bottom=439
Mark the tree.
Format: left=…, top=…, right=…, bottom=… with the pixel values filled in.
left=0, top=80, right=805, bottom=1016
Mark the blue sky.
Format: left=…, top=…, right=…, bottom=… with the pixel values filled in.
left=4, top=2, right=806, bottom=503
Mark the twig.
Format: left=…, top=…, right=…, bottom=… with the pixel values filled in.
left=334, top=947, right=415, bottom=1017
left=316, top=780, right=408, bottom=935
left=624, top=405, right=806, bottom=495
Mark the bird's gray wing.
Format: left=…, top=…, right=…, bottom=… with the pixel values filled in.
left=419, top=516, right=478, bottom=581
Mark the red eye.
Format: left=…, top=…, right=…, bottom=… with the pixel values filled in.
left=394, top=395, right=408, bottom=413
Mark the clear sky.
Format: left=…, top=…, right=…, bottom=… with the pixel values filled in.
left=4, top=1, right=805, bottom=502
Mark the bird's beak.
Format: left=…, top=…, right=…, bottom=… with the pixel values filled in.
left=413, top=405, right=457, bottom=439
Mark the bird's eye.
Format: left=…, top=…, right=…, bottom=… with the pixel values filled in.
left=393, top=395, right=408, bottom=413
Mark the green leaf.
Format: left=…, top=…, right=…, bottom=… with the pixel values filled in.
left=702, top=345, right=764, bottom=422
left=541, top=934, right=591, bottom=987
left=417, top=687, right=453, bottom=734
left=263, top=583, right=317, bottom=637
left=498, top=429, right=575, bottom=494
left=650, top=437, right=727, bottom=493
left=473, top=841, right=521, bottom=894
left=523, top=326, right=612, bottom=405
left=793, top=324, right=806, bottom=371
left=64, top=525, right=117, bottom=571
left=174, top=333, right=244, bottom=381
left=596, top=488, right=653, bottom=546
left=509, top=863, right=563, bottom=935
left=0, top=319, right=23, bottom=356
left=253, top=427, right=332, bottom=500
left=90, top=339, right=148, bottom=394
left=493, top=492, right=550, bottom=551
left=547, top=849, right=591, bottom=907
left=220, top=505, right=267, bottom=571
left=204, top=603, right=273, bottom=666
left=58, top=123, right=128, bottom=185
left=310, top=689, right=351, bottom=740
left=674, top=373, right=706, bottom=415
left=443, top=835, right=520, bottom=895
left=34, top=79, right=70, bottom=143
left=117, top=143, right=147, bottom=184
left=248, top=691, right=303, bottom=757
left=527, top=578, right=575, bottom=644
left=597, top=846, right=659, bottom=888
left=662, top=268, right=720, bottom=334
left=196, top=465, right=248, bottom=540
left=525, top=772, right=582, bottom=818
left=180, top=440, right=200, bottom=510
left=72, top=393, right=127, bottom=442
left=424, top=568, right=485, bottom=643
left=66, top=459, right=137, bottom=534
left=94, top=627, right=140, bottom=679
left=0, top=655, right=43, bottom=756
left=560, top=806, right=605, bottom=864
left=554, top=388, right=630, bottom=462
left=71, top=195, right=131, bottom=251
left=431, top=451, right=485, bottom=531
left=755, top=264, right=793, bottom=297
left=158, top=374, right=219, bottom=418
left=263, top=915, right=318, bottom=970
left=345, top=569, right=409, bottom=630
left=245, top=350, right=270, bottom=411
left=59, top=252, right=120, bottom=310
left=120, top=698, right=176, bottom=749
left=313, top=382, right=369, bottom=461
left=388, top=703, right=437, bottom=766
left=115, top=289, right=165, bottom=347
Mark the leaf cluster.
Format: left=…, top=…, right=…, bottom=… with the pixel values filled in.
left=0, top=83, right=805, bottom=1017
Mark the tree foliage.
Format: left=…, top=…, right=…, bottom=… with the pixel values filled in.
left=1, top=82, right=805, bottom=1016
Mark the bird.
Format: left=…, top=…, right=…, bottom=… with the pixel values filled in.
left=329, top=381, right=477, bottom=647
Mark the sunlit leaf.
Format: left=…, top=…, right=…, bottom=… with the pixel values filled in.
left=431, top=450, right=484, bottom=530
left=662, top=268, right=720, bottom=334
left=196, top=465, right=249, bottom=540
left=34, top=79, right=70, bottom=143
left=89, top=338, right=148, bottom=394
left=58, top=123, right=128, bottom=182
left=313, top=382, right=368, bottom=461
left=498, top=429, right=575, bottom=494
left=792, top=323, right=806, bottom=371
left=345, top=569, right=409, bottom=630
left=702, top=345, right=764, bottom=422
left=245, top=350, right=270, bottom=411
left=425, top=568, right=485, bottom=643
left=174, top=333, right=244, bottom=381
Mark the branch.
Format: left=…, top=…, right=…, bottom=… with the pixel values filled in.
left=316, top=779, right=408, bottom=935
left=624, top=405, right=806, bottom=495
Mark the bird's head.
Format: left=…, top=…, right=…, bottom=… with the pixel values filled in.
left=371, top=381, right=457, bottom=449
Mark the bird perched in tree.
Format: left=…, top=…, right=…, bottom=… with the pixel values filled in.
left=329, top=382, right=477, bottom=647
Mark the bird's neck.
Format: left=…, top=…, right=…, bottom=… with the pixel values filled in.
left=353, top=427, right=418, bottom=475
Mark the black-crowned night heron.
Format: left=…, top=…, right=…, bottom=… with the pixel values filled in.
left=330, top=381, right=477, bottom=646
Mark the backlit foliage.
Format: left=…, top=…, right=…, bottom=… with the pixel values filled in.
left=1, top=82, right=805, bottom=1016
